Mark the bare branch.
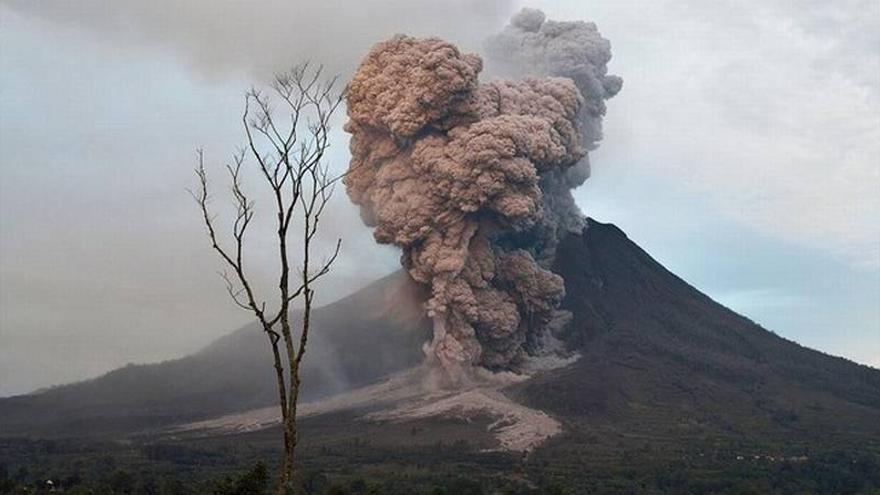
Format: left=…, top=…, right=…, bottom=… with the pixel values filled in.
left=191, top=63, right=344, bottom=490
left=190, top=149, right=266, bottom=326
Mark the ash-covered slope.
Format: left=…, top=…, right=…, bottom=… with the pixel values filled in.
left=0, top=272, right=430, bottom=436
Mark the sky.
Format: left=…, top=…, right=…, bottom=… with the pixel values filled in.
left=0, top=0, right=878, bottom=397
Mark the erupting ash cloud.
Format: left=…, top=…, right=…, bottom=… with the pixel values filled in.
left=485, top=8, right=624, bottom=257
left=344, top=9, right=620, bottom=384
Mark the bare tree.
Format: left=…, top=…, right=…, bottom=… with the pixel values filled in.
left=191, top=63, right=343, bottom=494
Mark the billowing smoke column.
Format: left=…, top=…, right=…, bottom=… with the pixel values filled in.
left=486, top=8, right=623, bottom=259
left=344, top=9, right=620, bottom=383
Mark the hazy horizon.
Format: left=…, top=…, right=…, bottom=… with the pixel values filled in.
left=1, top=0, right=878, bottom=397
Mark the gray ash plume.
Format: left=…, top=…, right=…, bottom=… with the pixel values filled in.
left=344, top=9, right=620, bottom=384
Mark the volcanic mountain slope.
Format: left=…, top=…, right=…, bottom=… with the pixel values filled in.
left=516, top=219, right=880, bottom=472
left=0, top=272, right=431, bottom=436
left=534, top=218, right=880, bottom=421
left=2, top=218, right=878, bottom=456
left=176, top=220, right=880, bottom=457
left=3, top=219, right=880, bottom=492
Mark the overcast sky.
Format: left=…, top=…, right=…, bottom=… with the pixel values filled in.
left=1, top=0, right=878, bottom=396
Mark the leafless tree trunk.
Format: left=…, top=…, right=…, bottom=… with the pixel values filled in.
left=191, top=64, right=343, bottom=494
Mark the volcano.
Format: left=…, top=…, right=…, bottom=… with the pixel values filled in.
left=2, top=219, right=878, bottom=491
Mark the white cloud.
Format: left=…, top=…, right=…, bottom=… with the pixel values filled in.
left=534, top=0, right=880, bottom=269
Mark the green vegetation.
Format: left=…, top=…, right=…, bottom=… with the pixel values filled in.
left=2, top=430, right=879, bottom=495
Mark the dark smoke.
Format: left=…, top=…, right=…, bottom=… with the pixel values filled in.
left=344, top=9, right=620, bottom=384
left=486, top=8, right=623, bottom=260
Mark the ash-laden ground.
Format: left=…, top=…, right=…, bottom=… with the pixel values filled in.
left=174, top=364, right=570, bottom=453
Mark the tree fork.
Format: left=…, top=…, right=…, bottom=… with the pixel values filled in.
left=192, top=63, right=343, bottom=494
